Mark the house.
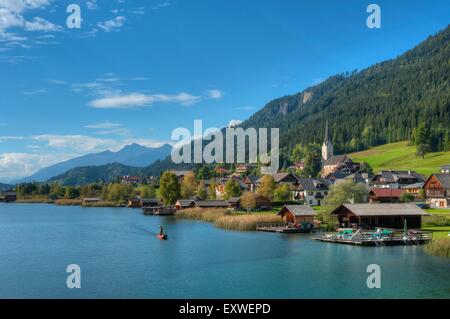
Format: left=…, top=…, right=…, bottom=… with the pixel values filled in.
left=330, top=203, right=429, bottom=229
left=127, top=198, right=141, bottom=208
left=140, top=198, right=161, bottom=208
left=194, top=200, right=229, bottom=208
left=278, top=205, right=316, bottom=225
left=243, top=175, right=259, bottom=192
left=82, top=197, right=102, bottom=204
left=441, top=165, right=450, bottom=174
left=423, top=174, right=450, bottom=208
left=1, top=191, right=17, bottom=203
left=257, top=173, right=298, bottom=187
left=121, top=175, right=144, bottom=185
left=321, top=121, right=360, bottom=177
left=227, top=194, right=272, bottom=210
left=175, top=199, right=196, bottom=210
left=235, top=164, right=256, bottom=174
left=400, top=182, right=424, bottom=198
left=215, top=176, right=249, bottom=198
left=296, top=178, right=330, bottom=206
left=170, top=170, right=194, bottom=183
left=369, top=188, right=406, bottom=203
left=322, top=155, right=360, bottom=178
left=344, top=172, right=373, bottom=185
left=214, top=167, right=229, bottom=175
left=371, top=170, right=425, bottom=189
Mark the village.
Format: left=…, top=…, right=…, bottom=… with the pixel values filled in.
left=2, top=125, right=449, bottom=249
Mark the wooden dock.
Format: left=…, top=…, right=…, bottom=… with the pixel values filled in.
left=256, top=222, right=315, bottom=233
left=312, top=230, right=433, bottom=246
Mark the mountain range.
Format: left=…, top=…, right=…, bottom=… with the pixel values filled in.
left=12, top=143, right=172, bottom=184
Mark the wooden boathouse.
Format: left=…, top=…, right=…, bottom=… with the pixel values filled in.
left=256, top=205, right=316, bottom=233
left=313, top=203, right=432, bottom=246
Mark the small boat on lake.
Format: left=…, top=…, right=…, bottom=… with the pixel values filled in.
left=156, top=226, right=168, bottom=240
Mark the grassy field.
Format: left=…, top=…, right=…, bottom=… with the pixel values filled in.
left=350, top=141, right=450, bottom=176
left=425, top=208, right=450, bottom=215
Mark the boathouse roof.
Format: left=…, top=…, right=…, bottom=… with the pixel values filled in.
left=330, top=203, right=429, bottom=216
left=278, top=205, right=316, bottom=217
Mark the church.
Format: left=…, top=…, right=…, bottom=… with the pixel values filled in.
left=321, top=121, right=360, bottom=178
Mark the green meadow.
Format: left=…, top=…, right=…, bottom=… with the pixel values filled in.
left=350, top=141, right=450, bottom=176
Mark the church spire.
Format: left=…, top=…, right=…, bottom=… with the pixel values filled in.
left=324, top=120, right=330, bottom=144
left=322, top=120, right=333, bottom=161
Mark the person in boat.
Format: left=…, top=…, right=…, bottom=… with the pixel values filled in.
left=159, top=226, right=164, bottom=236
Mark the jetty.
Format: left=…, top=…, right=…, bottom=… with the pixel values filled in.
left=312, top=229, right=432, bottom=246
left=256, top=222, right=315, bottom=233
left=143, top=206, right=176, bottom=216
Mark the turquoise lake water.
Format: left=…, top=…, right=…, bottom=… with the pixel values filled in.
left=0, top=203, right=448, bottom=298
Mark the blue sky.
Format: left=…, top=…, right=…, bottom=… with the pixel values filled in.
left=0, top=0, right=449, bottom=182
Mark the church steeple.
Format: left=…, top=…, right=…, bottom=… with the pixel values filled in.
left=322, top=120, right=333, bottom=161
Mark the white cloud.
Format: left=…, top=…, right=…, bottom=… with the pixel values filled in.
left=23, top=88, right=47, bottom=95
left=32, top=134, right=117, bottom=153
left=0, top=0, right=61, bottom=46
left=228, top=120, right=242, bottom=128
left=97, top=16, right=126, bottom=32
left=0, top=152, right=71, bottom=182
left=86, top=0, right=98, bottom=10
left=88, top=92, right=201, bottom=109
left=85, top=122, right=131, bottom=137
left=205, top=89, right=224, bottom=99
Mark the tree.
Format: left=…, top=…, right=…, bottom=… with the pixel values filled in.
left=301, top=144, right=322, bottom=178
left=180, top=172, right=197, bottom=199
left=400, top=192, right=415, bottom=203
left=325, top=180, right=369, bottom=208
left=197, top=180, right=208, bottom=200
left=240, top=192, right=256, bottom=213
left=257, top=175, right=276, bottom=199
left=291, top=144, right=306, bottom=163
left=209, top=180, right=217, bottom=199
left=223, top=178, right=242, bottom=200
left=64, top=186, right=80, bottom=199
left=274, top=184, right=291, bottom=203
left=140, top=185, right=155, bottom=198
left=159, top=171, right=180, bottom=205
left=416, top=143, right=431, bottom=159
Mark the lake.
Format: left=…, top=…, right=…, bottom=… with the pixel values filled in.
left=0, top=203, right=448, bottom=298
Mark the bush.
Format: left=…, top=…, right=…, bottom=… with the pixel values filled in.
left=425, top=238, right=450, bottom=258
left=423, top=215, right=450, bottom=227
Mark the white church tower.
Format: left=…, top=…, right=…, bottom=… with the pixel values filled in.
left=322, top=120, right=333, bottom=161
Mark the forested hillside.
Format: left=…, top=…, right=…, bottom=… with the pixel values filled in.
left=242, top=25, right=450, bottom=154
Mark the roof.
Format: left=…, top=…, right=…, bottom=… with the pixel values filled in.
left=441, top=164, right=450, bottom=170
left=176, top=199, right=195, bottom=206
left=331, top=203, right=429, bottom=216
left=433, top=173, right=450, bottom=189
left=369, top=188, right=405, bottom=198
left=140, top=198, right=160, bottom=203
left=400, top=182, right=424, bottom=189
left=323, top=155, right=350, bottom=166
left=227, top=197, right=241, bottom=203
left=297, top=178, right=330, bottom=191
left=278, top=205, right=316, bottom=217
left=374, top=170, right=425, bottom=183
left=194, top=200, right=229, bottom=207
left=244, top=175, right=259, bottom=184
left=2, top=191, right=16, bottom=196
left=257, top=173, right=297, bottom=184
left=83, top=197, right=101, bottom=201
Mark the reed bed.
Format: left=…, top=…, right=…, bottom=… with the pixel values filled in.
left=175, top=208, right=228, bottom=223
left=425, top=238, right=450, bottom=258
left=422, top=215, right=450, bottom=227
left=214, top=214, right=281, bottom=231
left=54, top=199, right=82, bottom=206
left=81, top=201, right=118, bottom=207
